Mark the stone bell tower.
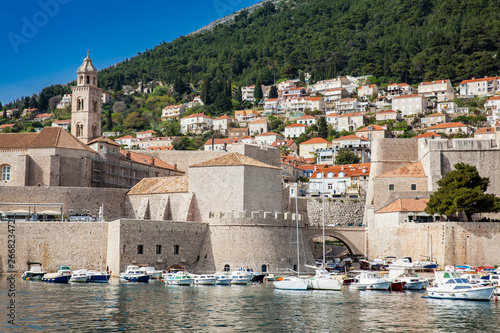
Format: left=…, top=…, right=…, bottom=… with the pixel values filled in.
left=71, top=50, right=102, bottom=144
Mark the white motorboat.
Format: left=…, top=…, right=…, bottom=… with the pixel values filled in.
left=351, top=271, right=391, bottom=290
left=229, top=271, right=252, bottom=285
left=120, top=265, right=150, bottom=282
left=389, top=268, right=427, bottom=290
left=461, top=273, right=487, bottom=285
left=139, top=266, right=162, bottom=279
left=306, top=265, right=343, bottom=291
left=165, top=271, right=193, bottom=285
left=192, top=274, right=217, bottom=285
left=69, top=269, right=90, bottom=282
left=41, top=265, right=72, bottom=283
left=427, top=271, right=495, bottom=300
left=273, top=276, right=309, bottom=290
left=21, top=262, right=46, bottom=280
left=214, top=273, right=231, bottom=285
left=388, top=257, right=424, bottom=270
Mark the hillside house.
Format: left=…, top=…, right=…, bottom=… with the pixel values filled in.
left=248, top=118, right=269, bottom=136
left=392, top=94, right=426, bottom=116
left=180, top=113, right=213, bottom=134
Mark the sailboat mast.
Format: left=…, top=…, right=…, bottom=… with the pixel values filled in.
left=100, top=204, right=104, bottom=272
left=322, top=176, right=326, bottom=266
left=295, top=190, right=300, bottom=276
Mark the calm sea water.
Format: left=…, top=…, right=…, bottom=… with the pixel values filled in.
left=1, top=276, right=500, bottom=332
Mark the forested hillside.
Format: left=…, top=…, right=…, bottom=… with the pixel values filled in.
left=98, top=0, right=500, bottom=91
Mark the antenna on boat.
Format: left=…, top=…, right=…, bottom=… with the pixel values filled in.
left=296, top=183, right=300, bottom=277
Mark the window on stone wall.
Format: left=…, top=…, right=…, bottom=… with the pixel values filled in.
left=173, top=245, right=179, bottom=255
left=389, top=184, right=394, bottom=191
left=137, top=245, right=143, bottom=254
left=224, top=264, right=230, bottom=272
left=2, top=165, right=11, bottom=181
left=411, top=184, right=417, bottom=191
left=156, top=245, right=162, bottom=255
left=261, top=264, right=267, bottom=273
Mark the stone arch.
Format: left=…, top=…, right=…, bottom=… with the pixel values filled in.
left=306, top=228, right=365, bottom=256
left=93, top=99, right=98, bottom=113
left=86, top=75, right=90, bottom=84
left=78, top=97, right=84, bottom=110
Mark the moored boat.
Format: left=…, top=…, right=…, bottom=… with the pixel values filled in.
left=306, top=264, right=343, bottom=291
left=41, top=265, right=72, bottom=283
left=229, top=270, right=253, bottom=285
left=69, top=269, right=90, bottom=283
left=22, top=262, right=46, bottom=281
left=88, top=270, right=111, bottom=283
left=214, top=273, right=231, bottom=285
left=427, top=271, right=495, bottom=301
left=192, top=274, right=217, bottom=285
left=165, top=271, right=193, bottom=285
left=120, top=265, right=150, bottom=282
left=273, top=276, right=309, bottom=290
left=139, top=266, right=162, bottom=279
left=351, top=271, right=391, bottom=290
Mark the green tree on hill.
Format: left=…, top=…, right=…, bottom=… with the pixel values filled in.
left=425, top=163, right=500, bottom=221
left=334, top=149, right=361, bottom=165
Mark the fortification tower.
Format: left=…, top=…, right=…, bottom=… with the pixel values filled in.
left=71, top=50, right=102, bottom=144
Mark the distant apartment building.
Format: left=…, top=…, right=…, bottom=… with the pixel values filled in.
left=299, top=137, right=331, bottom=159
left=460, top=76, right=500, bottom=97
left=284, top=123, right=307, bottom=138
left=213, top=115, right=237, bottom=134
left=51, top=119, right=71, bottom=131
left=161, top=104, right=186, bottom=121
left=279, top=87, right=308, bottom=100
left=335, top=98, right=359, bottom=113
left=417, top=79, right=454, bottom=102
left=325, top=112, right=340, bottom=126
left=296, top=115, right=316, bottom=126
left=421, top=113, right=450, bottom=127
left=264, top=98, right=280, bottom=114
left=386, top=83, right=416, bottom=99
left=180, top=113, right=213, bottom=134
left=136, top=130, right=156, bottom=139
left=241, top=85, right=255, bottom=101
left=204, top=138, right=240, bottom=151
left=324, top=88, right=349, bottom=102
left=355, top=124, right=392, bottom=140
left=485, top=96, right=500, bottom=110
left=115, top=135, right=136, bottom=149
left=56, top=94, right=72, bottom=109
left=336, top=113, right=366, bottom=132
left=357, top=84, right=379, bottom=101
left=102, top=93, right=112, bottom=104
left=391, top=94, right=426, bottom=116
left=234, top=109, right=259, bottom=122
left=375, top=110, right=401, bottom=121
left=228, top=128, right=249, bottom=138
left=255, top=132, right=283, bottom=145
left=437, top=101, right=458, bottom=114
left=426, top=122, right=470, bottom=135
left=139, top=136, right=177, bottom=149
left=311, top=77, right=351, bottom=94
left=248, top=118, right=268, bottom=136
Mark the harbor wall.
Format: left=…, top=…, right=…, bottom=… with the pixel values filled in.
left=0, top=221, right=108, bottom=273
left=106, top=219, right=209, bottom=275
left=367, top=218, right=500, bottom=267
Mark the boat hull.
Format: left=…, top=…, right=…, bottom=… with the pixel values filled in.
left=22, top=272, right=45, bottom=281
left=389, top=281, right=405, bottom=291
left=166, top=279, right=192, bottom=285
left=273, top=277, right=309, bottom=290
left=42, top=274, right=71, bottom=283
left=366, top=281, right=391, bottom=290
left=123, top=275, right=150, bottom=282
left=193, top=278, right=217, bottom=285
left=403, top=281, right=424, bottom=290
left=215, top=278, right=231, bottom=285
left=89, top=273, right=110, bottom=283
left=69, top=276, right=89, bottom=283
left=427, top=286, right=495, bottom=301
left=309, top=277, right=343, bottom=291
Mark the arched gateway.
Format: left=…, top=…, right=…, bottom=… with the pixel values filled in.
left=305, top=226, right=366, bottom=256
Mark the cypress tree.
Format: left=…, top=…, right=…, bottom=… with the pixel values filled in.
left=254, top=81, right=263, bottom=102
left=269, top=85, right=278, bottom=99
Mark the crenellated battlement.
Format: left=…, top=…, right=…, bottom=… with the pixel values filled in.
left=206, top=210, right=304, bottom=227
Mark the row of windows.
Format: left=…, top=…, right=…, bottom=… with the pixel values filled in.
left=389, top=184, right=417, bottom=191
left=136, top=244, right=179, bottom=255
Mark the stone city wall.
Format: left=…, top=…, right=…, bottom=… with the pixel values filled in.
left=307, top=198, right=365, bottom=226
left=0, top=186, right=129, bottom=219
left=106, top=219, right=208, bottom=275
left=367, top=217, right=500, bottom=267
left=0, top=221, right=108, bottom=273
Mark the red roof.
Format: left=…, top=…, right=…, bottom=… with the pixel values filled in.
left=256, top=132, right=280, bottom=137
left=311, top=163, right=371, bottom=178
left=474, top=127, right=496, bottom=134
left=271, top=139, right=295, bottom=147
left=414, top=132, right=442, bottom=138
left=120, top=150, right=181, bottom=172
left=306, top=97, right=323, bottom=101
left=301, top=137, right=330, bottom=145
left=298, top=115, right=315, bottom=119
left=487, top=96, right=500, bottom=101
left=215, top=115, right=237, bottom=120
left=339, top=112, right=363, bottom=118
left=427, top=122, right=466, bottom=130
left=204, top=138, right=240, bottom=145
left=286, top=123, right=307, bottom=128
left=333, top=134, right=367, bottom=141
left=392, top=94, right=422, bottom=99
left=421, top=79, right=450, bottom=85
left=250, top=118, right=267, bottom=124
left=356, top=125, right=386, bottom=132
left=52, top=119, right=71, bottom=124
left=138, top=130, right=156, bottom=134
left=326, top=113, right=340, bottom=117
left=377, top=110, right=396, bottom=114
left=181, top=113, right=212, bottom=120
left=460, top=76, right=497, bottom=84
left=339, top=98, right=356, bottom=102
left=388, top=83, right=411, bottom=87
left=0, top=124, right=15, bottom=129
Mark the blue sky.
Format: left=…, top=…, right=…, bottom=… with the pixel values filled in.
left=0, top=0, right=261, bottom=105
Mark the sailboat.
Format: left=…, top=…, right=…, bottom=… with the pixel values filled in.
left=307, top=178, right=343, bottom=291
left=273, top=190, right=309, bottom=290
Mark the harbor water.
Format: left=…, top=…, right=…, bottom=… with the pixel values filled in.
left=2, top=276, right=500, bottom=332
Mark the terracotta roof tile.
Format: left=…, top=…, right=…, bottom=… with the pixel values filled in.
left=87, top=136, right=122, bottom=147
left=376, top=198, right=429, bottom=213
left=376, top=161, right=426, bottom=178
left=427, top=122, right=466, bottom=130
left=301, top=137, right=330, bottom=145
left=120, top=150, right=182, bottom=172
left=189, top=152, right=280, bottom=169
left=128, top=176, right=188, bottom=195
left=474, top=127, right=496, bottom=134
left=414, top=132, right=442, bottom=138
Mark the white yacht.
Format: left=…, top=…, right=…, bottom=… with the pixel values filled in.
left=427, top=271, right=495, bottom=300
left=350, top=271, right=391, bottom=290
left=139, top=266, right=162, bottom=279
left=165, top=271, right=193, bottom=285
left=306, top=265, right=343, bottom=291
left=120, top=265, right=150, bottom=282
left=21, top=262, right=46, bottom=280
left=69, top=269, right=90, bottom=283
left=192, top=274, right=217, bottom=285
left=214, top=273, right=231, bottom=285
left=389, top=268, right=427, bottom=290
left=273, top=276, right=309, bottom=290
left=229, top=271, right=253, bottom=285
